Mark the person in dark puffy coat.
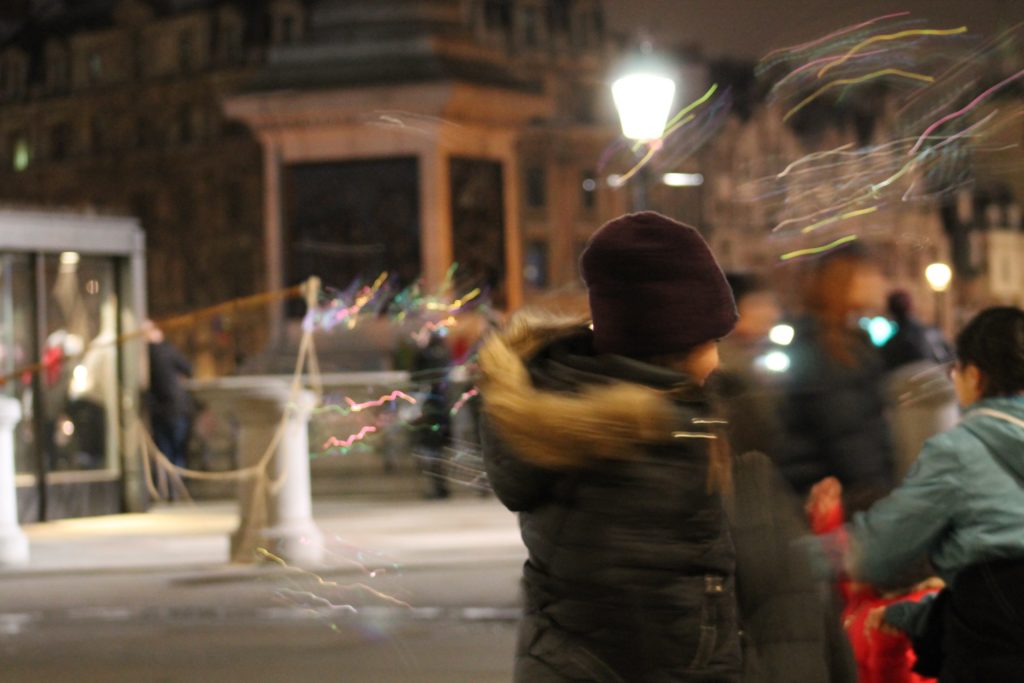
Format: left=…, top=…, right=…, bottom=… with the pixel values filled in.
left=776, top=246, right=895, bottom=512
left=480, top=212, right=741, bottom=682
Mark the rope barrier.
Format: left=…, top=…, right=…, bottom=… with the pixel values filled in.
left=0, top=282, right=304, bottom=387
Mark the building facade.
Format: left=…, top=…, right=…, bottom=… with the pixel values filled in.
left=0, top=0, right=629, bottom=362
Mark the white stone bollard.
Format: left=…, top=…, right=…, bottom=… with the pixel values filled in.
left=0, top=395, right=29, bottom=566
left=230, top=387, right=324, bottom=565
left=187, top=377, right=324, bottom=566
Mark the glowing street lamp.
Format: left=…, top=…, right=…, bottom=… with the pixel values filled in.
left=612, top=72, right=676, bottom=142
left=611, top=59, right=676, bottom=210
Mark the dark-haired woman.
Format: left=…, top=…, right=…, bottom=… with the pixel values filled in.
left=841, top=306, right=1024, bottom=681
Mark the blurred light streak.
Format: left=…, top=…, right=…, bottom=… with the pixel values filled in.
left=780, top=235, right=859, bottom=261
left=761, top=11, right=911, bottom=63
left=910, top=68, right=1024, bottom=155
left=322, top=426, right=378, bottom=451
left=345, top=391, right=417, bottom=413
left=800, top=206, right=879, bottom=234
left=817, top=27, right=967, bottom=78
left=784, top=69, right=935, bottom=122
left=257, top=548, right=411, bottom=609
left=449, top=387, right=479, bottom=417
left=773, top=48, right=890, bottom=93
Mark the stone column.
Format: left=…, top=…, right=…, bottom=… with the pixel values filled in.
left=0, top=396, right=28, bottom=566
left=229, top=386, right=323, bottom=565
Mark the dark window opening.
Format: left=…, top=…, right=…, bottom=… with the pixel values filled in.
left=179, top=107, right=193, bottom=144
left=179, top=31, right=193, bottom=73
left=522, top=7, right=540, bottom=47
left=284, top=158, right=422, bottom=316
left=280, top=15, right=297, bottom=44
left=524, top=240, right=548, bottom=288
left=450, top=157, right=506, bottom=302
left=525, top=165, right=546, bottom=208
left=484, top=0, right=512, bottom=30
left=49, top=123, right=71, bottom=161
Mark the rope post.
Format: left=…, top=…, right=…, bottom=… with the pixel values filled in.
left=228, top=385, right=323, bottom=565
left=0, top=396, right=28, bottom=566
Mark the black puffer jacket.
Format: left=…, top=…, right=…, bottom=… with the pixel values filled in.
left=479, top=317, right=740, bottom=683
left=776, top=318, right=894, bottom=511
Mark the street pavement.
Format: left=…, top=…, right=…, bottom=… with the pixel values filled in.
left=0, top=498, right=527, bottom=682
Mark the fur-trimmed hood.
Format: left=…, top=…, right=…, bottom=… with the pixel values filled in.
left=478, top=311, right=717, bottom=469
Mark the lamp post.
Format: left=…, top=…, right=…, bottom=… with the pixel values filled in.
left=611, top=62, right=676, bottom=211
left=925, top=262, right=953, bottom=336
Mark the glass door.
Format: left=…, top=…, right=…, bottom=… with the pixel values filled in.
left=0, top=253, right=39, bottom=520
left=36, top=252, right=122, bottom=519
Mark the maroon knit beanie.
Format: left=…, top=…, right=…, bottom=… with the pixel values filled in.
left=579, top=211, right=737, bottom=357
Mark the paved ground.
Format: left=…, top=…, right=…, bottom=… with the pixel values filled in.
left=0, top=498, right=527, bottom=682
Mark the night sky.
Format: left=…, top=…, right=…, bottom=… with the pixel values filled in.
left=603, top=0, right=1023, bottom=60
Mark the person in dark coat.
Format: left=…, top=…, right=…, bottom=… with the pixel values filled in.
left=881, top=290, right=952, bottom=371
left=716, top=275, right=857, bottom=683
left=729, top=452, right=856, bottom=683
left=145, top=321, right=193, bottom=469
left=776, top=246, right=895, bottom=512
left=480, top=212, right=742, bottom=682
left=412, top=333, right=452, bottom=498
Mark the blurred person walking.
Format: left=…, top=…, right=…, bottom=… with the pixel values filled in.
left=715, top=273, right=785, bottom=459
left=145, top=321, right=193, bottom=470
left=881, top=290, right=958, bottom=480
left=718, top=274, right=857, bottom=683
left=480, top=212, right=741, bottom=682
left=412, top=332, right=452, bottom=499
left=776, top=246, right=895, bottom=512
left=881, top=290, right=952, bottom=371
left=829, top=306, right=1024, bottom=681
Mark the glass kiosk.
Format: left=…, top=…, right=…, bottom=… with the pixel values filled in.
left=0, top=209, right=146, bottom=522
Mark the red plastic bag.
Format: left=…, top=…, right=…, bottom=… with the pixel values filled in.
left=807, top=480, right=938, bottom=683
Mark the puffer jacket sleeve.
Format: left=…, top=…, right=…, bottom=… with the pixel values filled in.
left=480, top=412, right=557, bottom=512
left=847, top=435, right=963, bottom=587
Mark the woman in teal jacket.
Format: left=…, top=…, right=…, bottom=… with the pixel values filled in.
left=840, top=306, right=1024, bottom=681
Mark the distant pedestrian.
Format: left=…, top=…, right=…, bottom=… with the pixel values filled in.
left=145, top=321, right=193, bottom=470
left=412, top=333, right=451, bottom=499
left=881, top=290, right=958, bottom=480
left=480, top=212, right=742, bottom=682
left=881, top=290, right=952, bottom=371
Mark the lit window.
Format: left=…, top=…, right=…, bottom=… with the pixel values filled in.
left=581, top=171, right=597, bottom=209
left=12, top=137, right=30, bottom=171
left=88, top=53, right=103, bottom=82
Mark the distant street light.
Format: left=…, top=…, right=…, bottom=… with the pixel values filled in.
left=925, top=262, right=952, bottom=292
left=662, top=172, right=704, bottom=187
left=925, top=262, right=953, bottom=334
left=611, top=57, right=676, bottom=210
